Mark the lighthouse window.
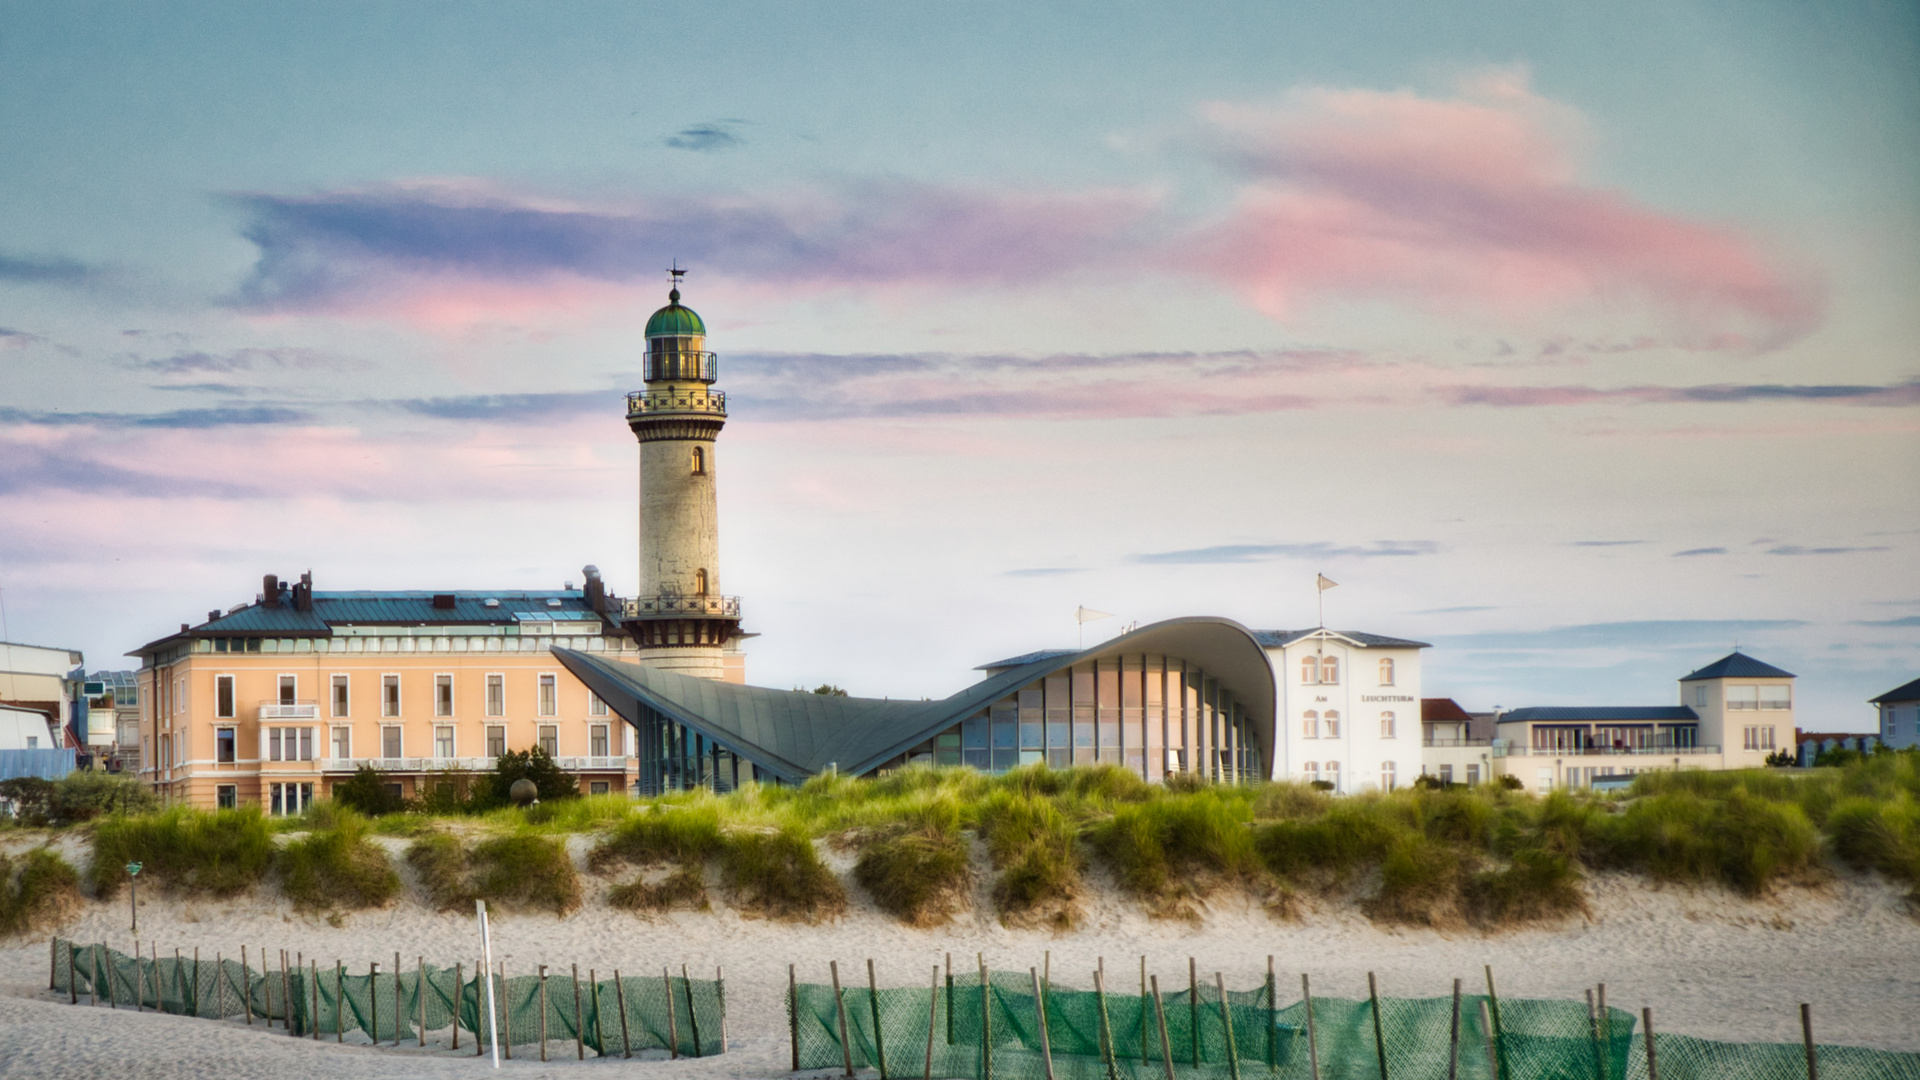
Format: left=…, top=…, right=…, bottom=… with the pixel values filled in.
left=691, top=447, right=706, bottom=474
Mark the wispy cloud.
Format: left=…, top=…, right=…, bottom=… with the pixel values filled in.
left=1003, top=567, right=1088, bottom=577
left=664, top=119, right=748, bottom=152
left=1416, top=605, right=1499, bottom=614
left=0, top=252, right=93, bottom=284
left=1765, top=544, right=1891, bottom=556
left=135, top=347, right=364, bottom=375
left=1439, top=379, right=1920, bottom=408
left=389, top=391, right=611, bottom=420
left=1672, top=547, right=1728, bottom=557
left=0, top=405, right=314, bottom=428
left=1431, top=618, right=1806, bottom=651
left=0, top=328, right=44, bottom=350
left=1132, top=540, right=1439, bottom=564
left=1572, top=539, right=1644, bottom=547
left=1856, top=615, right=1920, bottom=628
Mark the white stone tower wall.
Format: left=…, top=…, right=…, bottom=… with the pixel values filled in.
left=638, top=436, right=720, bottom=599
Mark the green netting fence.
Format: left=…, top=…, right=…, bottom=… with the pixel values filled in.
left=51, top=938, right=724, bottom=1058
left=791, top=967, right=1920, bottom=1080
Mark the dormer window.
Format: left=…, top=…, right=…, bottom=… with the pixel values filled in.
left=1301, top=656, right=1319, bottom=684
left=1320, top=656, right=1339, bottom=684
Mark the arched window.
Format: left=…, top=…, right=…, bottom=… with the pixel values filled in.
left=1380, top=711, right=1396, bottom=739
left=1302, top=710, right=1318, bottom=738
left=1379, top=657, right=1395, bottom=685
left=694, top=569, right=708, bottom=596
left=1381, top=761, right=1397, bottom=791
left=1302, top=761, right=1319, bottom=783
left=1320, top=656, right=1340, bottom=684
left=1300, top=656, right=1319, bottom=684
left=1323, top=710, right=1341, bottom=738
left=691, top=446, right=706, bottom=475
left=1324, top=760, right=1341, bottom=791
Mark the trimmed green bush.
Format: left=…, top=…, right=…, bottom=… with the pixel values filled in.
left=91, top=806, right=274, bottom=899
left=332, top=765, right=408, bottom=816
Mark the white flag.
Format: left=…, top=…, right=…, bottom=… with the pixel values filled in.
left=1076, top=605, right=1115, bottom=624
left=1316, top=574, right=1339, bottom=592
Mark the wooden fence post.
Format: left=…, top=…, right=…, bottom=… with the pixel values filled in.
left=869, top=958, right=888, bottom=1080
left=337, top=961, right=345, bottom=1043
left=789, top=963, right=800, bottom=1070
left=717, top=966, right=729, bottom=1054
left=1801, top=1004, right=1819, bottom=1080
left=1150, top=975, right=1176, bottom=1080
left=830, top=960, right=850, bottom=1077
left=1448, top=979, right=1461, bottom=1080
left=616, top=969, right=633, bottom=1059
left=239, top=945, right=249, bottom=1023
left=1479, top=1000, right=1500, bottom=1080
left=539, top=965, right=549, bottom=1061
left=979, top=954, right=993, bottom=1080
left=1031, top=968, right=1055, bottom=1080
left=1218, top=972, right=1241, bottom=1080
left=1189, top=957, right=1200, bottom=1068
left=1094, top=968, right=1120, bottom=1080
left=1368, top=972, right=1388, bottom=1080
left=1302, top=974, right=1321, bottom=1080
left=1642, top=1008, right=1659, bottom=1080
left=925, top=965, right=940, bottom=1080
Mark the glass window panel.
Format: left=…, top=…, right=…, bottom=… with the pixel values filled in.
left=1020, top=722, right=1043, bottom=749
left=1125, top=749, right=1144, bottom=775
left=1097, top=720, right=1119, bottom=750
left=1073, top=747, right=1095, bottom=765
left=1072, top=666, right=1094, bottom=707
left=936, top=750, right=962, bottom=767
left=1019, top=750, right=1043, bottom=767
left=961, top=714, right=988, bottom=748
left=1097, top=663, right=1119, bottom=709
left=1073, top=720, right=1094, bottom=748
left=990, top=748, right=1018, bottom=772
left=963, top=748, right=989, bottom=770
left=1046, top=748, right=1072, bottom=769
left=1145, top=658, right=1164, bottom=706
left=1046, top=722, right=1069, bottom=748
left=991, top=722, right=1018, bottom=749
left=1018, top=685, right=1042, bottom=710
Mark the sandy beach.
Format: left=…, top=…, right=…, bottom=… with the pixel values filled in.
left=2, top=831, right=1916, bottom=1080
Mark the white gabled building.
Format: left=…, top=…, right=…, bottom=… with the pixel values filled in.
left=1872, top=677, right=1920, bottom=752
left=1256, top=628, right=1429, bottom=792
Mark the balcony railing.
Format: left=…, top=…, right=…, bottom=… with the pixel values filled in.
left=258, top=700, right=319, bottom=719
left=1422, top=737, right=1494, bottom=748
left=626, top=388, right=726, bottom=417
left=319, top=756, right=635, bottom=773
left=621, top=594, right=741, bottom=619
left=1494, top=743, right=1722, bottom=758
left=641, top=351, right=718, bottom=383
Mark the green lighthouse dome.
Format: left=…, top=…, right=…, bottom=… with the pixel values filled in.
left=645, top=287, right=706, bottom=338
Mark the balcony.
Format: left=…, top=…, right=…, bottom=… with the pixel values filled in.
left=319, top=756, right=636, bottom=774
left=258, top=700, right=318, bottom=720
left=621, top=594, right=741, bottom=619
left=625, top=387, right=725, bottom=417
left=1494, top=742, right=1722, bottom=758
left=640, top=351, right=718, bottom=383
left=1423, top=737, right=1494, bottom=748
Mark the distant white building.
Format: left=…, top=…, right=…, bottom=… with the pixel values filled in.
left=1256, top=628, right=1428, bottom=792
left=0, top=641, right=84, bottom=747
left=1871, top=677, right=1920, bottom=752
left=0, top=703, right=60, bottom=751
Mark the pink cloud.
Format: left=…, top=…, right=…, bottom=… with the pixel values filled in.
left=1183, top=69, right=1823, bottom=348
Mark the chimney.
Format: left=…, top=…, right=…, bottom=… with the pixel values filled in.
left=583, top=565, right=605, bottom=613
left=180, top=623, right=190, bottom=633
left=293, top=571, right=314, bottom=612
left=432, top=594, right=457, bottom=610
left=262, top=573, right=280, bottom=607
left=208, top=610, right=221, bottom=624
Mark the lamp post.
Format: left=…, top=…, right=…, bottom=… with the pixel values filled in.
left=126, top=862, right=143, bottom=933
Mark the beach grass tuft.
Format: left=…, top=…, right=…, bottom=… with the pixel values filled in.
left=276, top=807, right=400, bottom=912
left=0, top=848, right=82, bottom=937
left=90, top=806, right=275, bottom=899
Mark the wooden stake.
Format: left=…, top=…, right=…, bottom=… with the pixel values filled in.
left=1484, top=966, right=1508, bottom=1080
left=108, top=945, right=120, bottom=1010
left=1031, top=968, right=1056, bottom=1080
left=240, top=945, right=249, bottom=1023
left=152, top=943, right=161, bottom=1018
left=393, top=951, right=402, bottom=1048
left=668, top=965, right=685, bottom=1062
left=1801, top=1004, right=1818, bottom=1080
left=1189, top=957, right=1201, bottom=1067
left=1302, top=974, right=1321, bottom=1080
left=590, top=968, right=600, bottom=1057
left=280, top=950, right=292, bottom=1035
left=717, top=965, right=729, bottom=1054
left=684, top=963, right=702, bottom=1059
left=539, top=965, right=549, bottom=1062
left=476, top=959, right=487, bottom=1057
left=311, top=961, right=319, bottom=1040
left=68, top=941, right=77, bottom=1004
left=1267, top=956, right=1277, bottom=1072
left=419, top=956, right=426, bottom=1048
left=1368, top=972, right=1387, bottom=1080
left=1218, top=972, right=1242, bottom=1080
left=500, top=961, right=512, bottom=1060
left=1094, top=967, right=1119, bottom=1080
left=337, top=961, right=345, bottom=1043
left=789, top=964, right=800, bottom=1070
left=1448, top=979, right=1462, bottom=1080
left=925, top=965, right=940, bottom=1080
left=89, top=944, right=99, bottom=1007
left=1587, top=989, right=1604, bottom=1080
left=829, top=960, right=849, bottom=1076
left=50, top=937, right=57, bottom=993
left=1141, top=956, right=1150, bottom=1065
left=980, top=954, right=993, bottom=1080
left=1042, top=950, right=1049, bottom=993
left=1642, top=1008, right=1659, bottom=1080
left=616, top=968, right=633, bottom=1059
left=946, top=952, right=955, bottom=1046
left=869, top=958, right=888, bottom=1079
left=451, top=962, right=462, bottom=1050
left=1150, top=975, right=1176, bottom=1080
left=574, top=963, right=586, bottom=1060
left=1479, top=1000, right=1500, bottom=1080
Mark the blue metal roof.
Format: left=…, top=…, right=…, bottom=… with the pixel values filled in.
left=1679, top=652, right=1795, bottom=681
left=1871, top=677, right=1920, bottom=705
left=137, top=589, right=606, bottom=654
left=1500, top=706, right=1698, bottom=723
left=1251, top=629, right=1433, bottom=650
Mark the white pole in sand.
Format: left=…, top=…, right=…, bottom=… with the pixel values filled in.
left=477, top=899, right=501, bottom=1069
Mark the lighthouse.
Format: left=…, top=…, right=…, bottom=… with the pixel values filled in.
left=623, top=271, right=741, bottom=680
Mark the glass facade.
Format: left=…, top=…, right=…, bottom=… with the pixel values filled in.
left=627, top=696, right=772, bottom=795
left=900, top=654, right=1261, bottom=783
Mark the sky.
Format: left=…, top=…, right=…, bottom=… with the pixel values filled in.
left=1, top=1, right=1916, bottom=729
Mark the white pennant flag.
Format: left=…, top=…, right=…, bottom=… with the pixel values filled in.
left=1076, top=605, right=1115, bottom=624
left=1316, top=574, right=1339, bottom=592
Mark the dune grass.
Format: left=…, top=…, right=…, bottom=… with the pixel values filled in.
left=0, top=848, right=82, bottom=937
left=851, top=791, right=969, bottom=925
left=276, top=807, right=400, bottom=912
left=405, top=829, right=582, bottom=914
left=90, top=806, right=275, bottom=899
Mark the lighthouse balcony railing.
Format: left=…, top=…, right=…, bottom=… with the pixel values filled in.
left=641, top=351, right=718, bottom=382
left=621, top=595, right=742, bottom=619
left=626, top=388, right=726, bottom=416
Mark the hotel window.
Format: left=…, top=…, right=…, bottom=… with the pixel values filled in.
left=1694, top=685, right=1707, bottom=708
left=486, top=725, right=506, bottom=757
left=268, top=727, right=314, bottom=762
left=331, top=675, right=350, bottom=717
left=331, top=726, right=351, bottom=760
left=1302, top=711, right=1318, bottom=738
left=278, top=675, right=297, bottom=705
left=216, top=785, right=236, bottom=810
left=590, top=781, right=610, bottom=795
left=381, top=726, right=402, bottom=758
left=590, top=724, right=610, bottom=757
left=215, top=675, right=236, bottom=719
left=1324, top=760, right=1341, bottom=791
left=1760, top=685, right=1791, bottom=710
left=589, top=693, right=608, bottom=717
left=691, top=446, right=706, bottom=475
left=1379, top=658, right=1395, bottom=686
left=1323, top=710, right=1341, bottom=738
left=1380, top=711, right=1396, bottom=739
left=1744, top=726, right=1776, bottom=751
left=1438, top=764, right=1453, bottom=784
left=382, top=675, right=401, bottom=717
left=434, top=726, right=455, bottom=758
left=269, top=782, right=313, bottom=817
left=435, top=674, right=454, bottom=717
left=1726, top=685, right=1759, bottom=710
left=1303, top=761, right=1319, bottom=783
left=538, top=724, right=559, bottom=756
left=1301, top=656, right=1319, bottom=684
left=215, top=727, right=236, bottom=764
left=537, top=674, right=557, bottom=717
left=1381, top=760, right=1397, bottom=791
left=486, top=674, right=505, bottom=717
left=1465, top=764, right=1480, bottom=785
left=1320, top=656, right=1340, bottom=684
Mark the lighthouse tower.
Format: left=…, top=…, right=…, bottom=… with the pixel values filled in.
left=623, top=271, right=740, bottom=680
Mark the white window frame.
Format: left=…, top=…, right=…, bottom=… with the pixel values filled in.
left=215, top=725, right=236, bottom=764
left=537, top=723, right=559, bottom=756
left=1378, top=658, right=1395, bottom=686
left=434, top=725, right=455, bottom=759
left=588, top=693, right=608, bottom=717
left=1381, top=760, right=1396, bottom=791
left=331, top=674, right=350, bottom=718
left=485, top=673, right=505, bottom=717
left=1302, top=710, right=1318, bottom=738
left=330, top=725, right=351, bottom=760
left=1300, top=656, right=1319, bottom=685
left=277, top=673, right=297, bottom=705
left=1320, top=656, right=1340, bottom=685
left=382, top=674, right=401, bottom=718
left=589, top=723, right=609, bottom=757
left=1323, top=710, right=1341, bottom=738
left=215, top=674, right=236, bottom=719
left=380, top=724, right=403, bottom=759
left=1324, top=760, right=1341, bottom=790
left=537, top=673, right=558, bottom=717
left=1380, top=711, right=1396, bottom=739
left=486, top=724, right=506, bottom=758
left=434, top=673, right=454, bottom=718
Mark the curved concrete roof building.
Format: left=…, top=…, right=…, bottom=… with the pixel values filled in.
left=557, top=616, right=1275, bottom=792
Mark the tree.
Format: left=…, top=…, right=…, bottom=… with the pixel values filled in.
left=1764, top=749, right=1798, bottom=768
left=331, top=764, right=408, bottom=816
left=1495, top=774, right=1524, bottom=791
left=810, top=684, right=849, bottom=697
left=472, top=747, right=578, bottom=810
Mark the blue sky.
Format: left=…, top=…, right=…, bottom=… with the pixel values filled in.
left=2, top=1, right=1915, bottom=727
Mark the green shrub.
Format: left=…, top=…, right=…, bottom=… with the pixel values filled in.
left=0, top=772, right=157, bottom=826
left=977, top=789, right=1082, bottom=927
left=1088, top=792, right=1266, bottom=917
left=1255, top=803, right=1399, bottom=884
left=1591, top=788, right=1822, bottom=895
left=1468, top=849, right=1586, bottom=925
left=91, top=806, right=274, bottom=898
left=0, top=848, right=82, bottom=936
left=1366, top=835, right=1466, bottom=926
left=720, top=825, right=846, bottom=922
left=589, top=803, right=723, bottom=872
left=1825, top=794, right=1920, bottom=885
left=332, top=765, right=408, bottom=817
left=853, top=795, right=969, bottom=926
left=608, top=866, right=709, bottom=913
left=406, top=830, right=582, bottom=914
left=470, top=748, right=579, bottom=811
left=277, top=808, right=400, bottom=912
left=405, top=832, right=474, bottom=910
